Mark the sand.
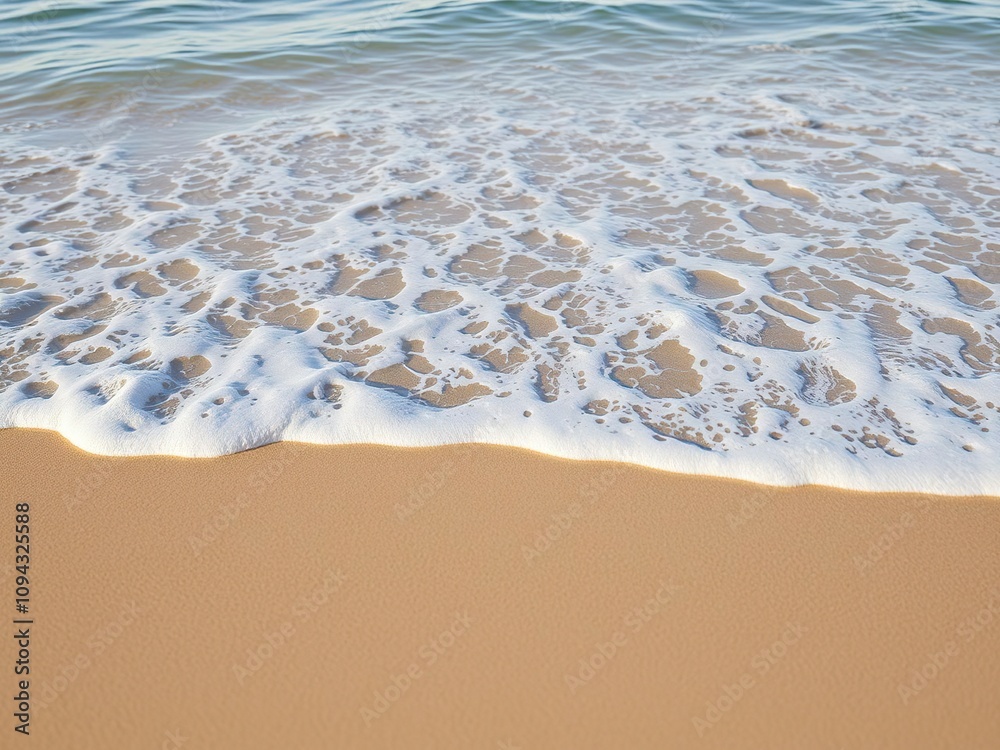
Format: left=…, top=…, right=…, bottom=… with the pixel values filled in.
left=1, top=427, right=998, bottom=749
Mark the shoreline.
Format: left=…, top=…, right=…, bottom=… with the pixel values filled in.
left=2, top=419, right=997, bottom=497
left=2, top=427, right=999, bottom=748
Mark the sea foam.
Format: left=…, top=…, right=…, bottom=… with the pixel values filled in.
left=1, top=6, right=998, bottom=495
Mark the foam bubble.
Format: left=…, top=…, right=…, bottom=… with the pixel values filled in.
left=1, top=85, right=998, bottom=494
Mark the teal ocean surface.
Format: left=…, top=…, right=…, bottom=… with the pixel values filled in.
left=1, top=0, right=997, bottom=141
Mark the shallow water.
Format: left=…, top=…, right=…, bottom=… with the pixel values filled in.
left=1, top=0, right=998, bottom=493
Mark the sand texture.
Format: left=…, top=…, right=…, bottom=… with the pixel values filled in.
left=1, top=428, right=999, bottom=749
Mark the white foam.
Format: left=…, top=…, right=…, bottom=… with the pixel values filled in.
left=1, top=86, right=998, bottom=495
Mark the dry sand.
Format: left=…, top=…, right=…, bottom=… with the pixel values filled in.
left=1, top=427, right=998, bottom=749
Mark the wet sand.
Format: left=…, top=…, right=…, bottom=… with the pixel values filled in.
left=1, top=427, right=998, bottom=749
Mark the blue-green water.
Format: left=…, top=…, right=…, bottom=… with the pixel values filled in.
left=1, top=0, right=997, bottom=139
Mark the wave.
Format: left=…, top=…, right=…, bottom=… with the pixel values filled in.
left=2, top=0, right=998, bottom=119
left=2, top=78, right=999, bottom=494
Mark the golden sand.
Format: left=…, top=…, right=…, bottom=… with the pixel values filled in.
left=1, top=428, right=998, bottom=749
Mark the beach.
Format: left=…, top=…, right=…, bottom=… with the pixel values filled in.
left=3, top=427, right=998, bottom=749
left=2, top=1, right=999, bottom=745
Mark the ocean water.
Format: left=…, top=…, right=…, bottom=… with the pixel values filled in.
left=1, top=0, right=998, bottom=493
